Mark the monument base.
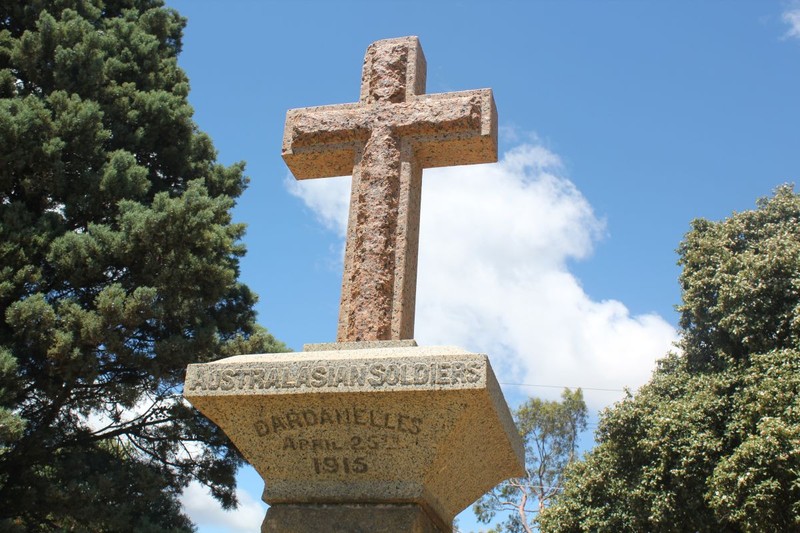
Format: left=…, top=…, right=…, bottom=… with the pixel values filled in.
left=184, top=343, right=524, bottom=531
left=262, top=503, right=443, bottom=533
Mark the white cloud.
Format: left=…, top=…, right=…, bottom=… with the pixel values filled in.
left=287, top=142, right=677, bottom=410
left=783, top=6, right=800, bottom=39
left=181, top=480, right=266, bottom=533
left=285, top=174, right=350, bottom=236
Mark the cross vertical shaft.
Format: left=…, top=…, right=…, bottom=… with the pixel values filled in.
left=340, top=127, right=423, bottom=341
left=339, top=40, right=424, bottom=341
left=282, top=36, right=497, bottom=342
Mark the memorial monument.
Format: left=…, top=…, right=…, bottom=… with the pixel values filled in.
left=184, top=36, right=524, bottom=532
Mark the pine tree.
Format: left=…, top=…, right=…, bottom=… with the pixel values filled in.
left=0, top=1, right=285, bottom=530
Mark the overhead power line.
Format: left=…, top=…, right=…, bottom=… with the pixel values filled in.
left=500, top=382, right=625, bottom=393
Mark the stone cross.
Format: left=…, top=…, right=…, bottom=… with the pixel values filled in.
left=282, top=36, right=497, bottom=342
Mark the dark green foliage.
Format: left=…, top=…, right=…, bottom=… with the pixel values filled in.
left=538, top=186, right=800, bottom=533
left=0, top=1, right=286, bottom=530
left=474, top=389, right=587, bottom=533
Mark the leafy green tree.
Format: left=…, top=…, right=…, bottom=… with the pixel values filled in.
left=538, top=186, right=800, bottom=532
left=0, top=1, right=285, bottom=530
left=474, top=388, right=587, bottom=532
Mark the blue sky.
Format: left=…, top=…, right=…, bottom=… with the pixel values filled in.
left=163, top=1, right=800, bottom=531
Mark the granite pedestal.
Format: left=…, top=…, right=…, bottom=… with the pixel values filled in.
left=184, top=342, right=524, bottom=532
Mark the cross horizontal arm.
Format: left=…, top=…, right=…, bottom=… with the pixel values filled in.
left=282, top=103, right=368, bottom=180
left=282, top=89, right=497, bottom=180
left=402, top=89, right=497, bottom=169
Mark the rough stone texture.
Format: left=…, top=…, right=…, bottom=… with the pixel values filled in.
left=184, top=345, right=524, bottom=530
left=282, top=36, right=498, bottom=342
left=261, top=503, right=441, bottom=533
left=304, top=339, right=417, bottom=352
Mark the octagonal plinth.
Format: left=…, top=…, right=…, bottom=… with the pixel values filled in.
left=184, top=344, right=524, bottom=531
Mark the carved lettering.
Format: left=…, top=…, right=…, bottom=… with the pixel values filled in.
left=349, top=365, right=366, bottom=386
left=414, top=363, right=429, bottom=384
left=271, top=415, right=287, bottom=433
left=286, top=410, right=303, bottom=429
left=265, top=368, right=279, bottom=388
left=253, top=407, right=424, bottom=436
left=254, top=420, right=270, bottom=436
left=384, top=364, right=400, bottom=385
left=319, top=408, right=334, bottom=425
left=206, top=371, right=220, bottom=391
left=190, top=360, right=484, bottom=391
left=451, top=362, right=465, bottom=384
left=310, top=366, right=327, bottom=387
left=466, top=361, right=481, bottom=383
left=302, top=409, right=318, bottom=426
left=334, top=365, right=349, bottom=387
left=350, top=433, right=401, bottom=451
left=435, top=362, right=451, bottom=385
left=187, top=369, right=206, bottom=391
left=353, top=407, right=368, bottom=426
left=296, top=366, right=310, bottom=387
left=220, top=369, right=236, bottom=390
left=368, top=363, right=385, bottom=385
left=312, top=456, right=368, bottom=475
left=251, top=369, right=265, bottom=388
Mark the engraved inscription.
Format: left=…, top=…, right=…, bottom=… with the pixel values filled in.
left=313, top=456, right=368, bottom=474
left=187, top=360, right=483, bottom=392
left=251, top=405, right=424, bottom=477
left=277, top=433, right=403, bottom=453
left=253, top=406, right=422, bottom=436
